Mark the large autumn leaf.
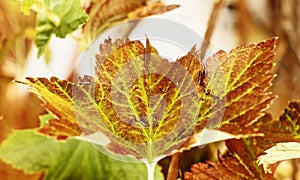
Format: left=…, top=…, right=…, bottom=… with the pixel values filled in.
left=17, top=38, right=203, bottom=162
left=16, top=37, right=277, bottom=163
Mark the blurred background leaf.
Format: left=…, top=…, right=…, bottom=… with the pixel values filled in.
left=0, top=129, right=164, bottom=180
left=1, top=0, right=300, bottom=179
left=32, top=0, right=88, bottom=57
left=0, top=1, right=44, bottom=179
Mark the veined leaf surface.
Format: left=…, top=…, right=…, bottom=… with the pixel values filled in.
left=256, top=101, right=300, bottom=172
left=197, top=37, right=276, bottom=132
left=185, top=100, right=300, bottom=179
left=74, top=38, right=204, bottom=161
left=19, top=38, right=204, bottom=162
left=16, top=77, right=82, bottom=139
left=184, top=139, right=276, bottom=180
left=183, top=38, right=277, bottom=150
left=17, top=38, right=277, bottom=163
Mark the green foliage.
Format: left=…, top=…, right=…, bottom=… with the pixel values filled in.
left=6, top=1, right=300, bottom=179
left=0, top=129, right=164, bottom=180
left=19, top=0, right=178, bottom=57
left=33, top=0, right=88, bottom=57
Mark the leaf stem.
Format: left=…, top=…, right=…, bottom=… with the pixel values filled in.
left=146, top=160, right=157, bottom=180
left=200, top=0, right=225, bottom=60
left=166, top=152, right=182, bottom=180
left=31, top=4, right=60, bottom=26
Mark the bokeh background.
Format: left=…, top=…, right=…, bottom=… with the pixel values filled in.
left=1, top=0, right=300, bottom=179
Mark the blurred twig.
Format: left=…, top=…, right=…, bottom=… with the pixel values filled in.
left=166, top=153, right=182, bottom=180
left=200, top=0, right=225, bottom=60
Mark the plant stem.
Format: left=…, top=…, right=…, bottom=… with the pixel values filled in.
left=200, top=0, right=226, bottom=60
left=166, top=153, right=182, bottom=180
left=166, top=1, right=225, bottom=180
left=146, top=161, right=157, bottom=180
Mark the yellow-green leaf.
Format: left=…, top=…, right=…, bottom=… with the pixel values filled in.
left=75, top=38, right=203, bottom=161
left=15, top=77, right=82, bottom=139
left=17, top=38, right=278, bottom=163
left=195, top=37, right=277, bottom=135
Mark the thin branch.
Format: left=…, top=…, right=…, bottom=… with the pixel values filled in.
left=291, top=159, right=298, bottom=180
left=200, top=0, right=225, bottom=60
left=166, top=153, right=182, bottom=180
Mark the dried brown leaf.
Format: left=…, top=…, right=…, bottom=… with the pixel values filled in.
left=81, top=0, right=178, bottom=48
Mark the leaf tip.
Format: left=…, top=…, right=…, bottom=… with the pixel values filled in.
left=12, top=79, right=25, bottom=85
left=263, top=37, right=278, bottom=48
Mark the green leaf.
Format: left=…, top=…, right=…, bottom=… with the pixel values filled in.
left=19, top=0, right=41, bottom=15
left=19, top=0, right=178, bottom=56
left=39, top=114, right=55, bottom=126
left=34, top=0, right=88, bottom=57
left=0, top=129, right=164, bottom=180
